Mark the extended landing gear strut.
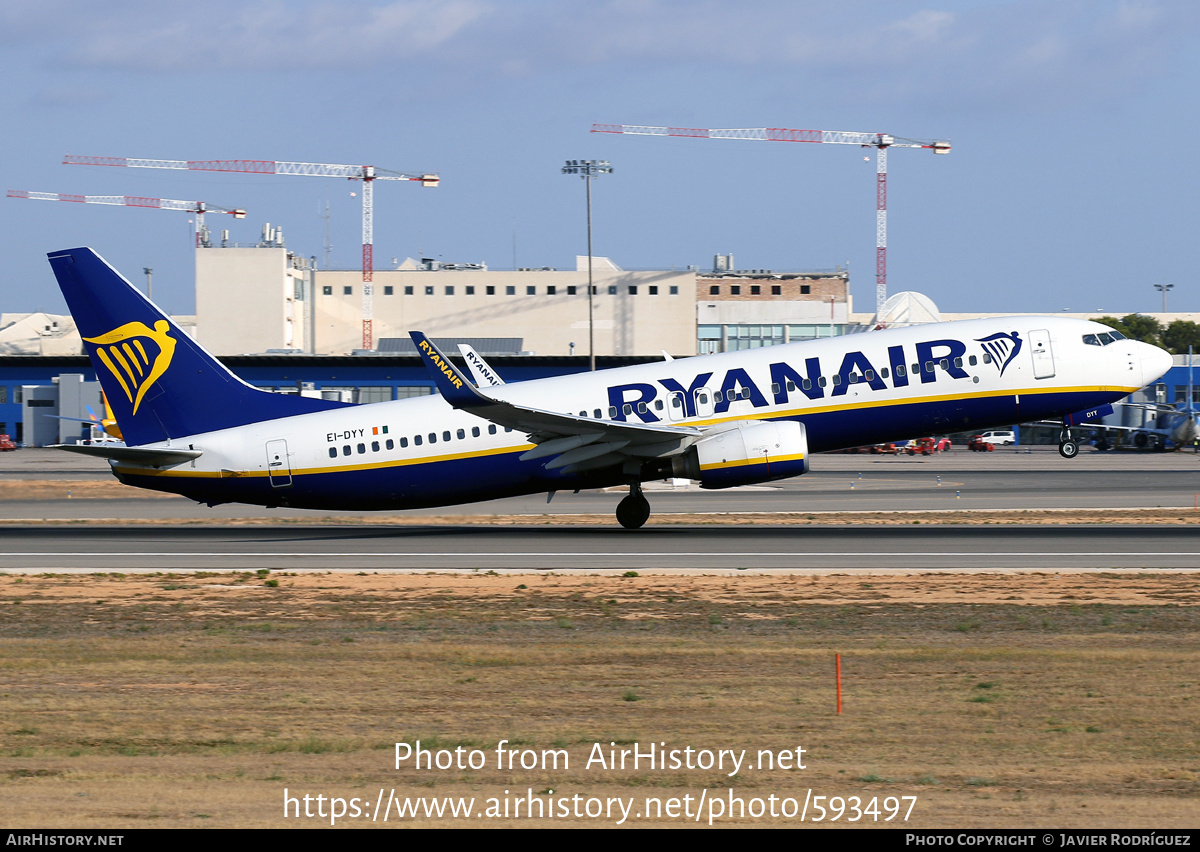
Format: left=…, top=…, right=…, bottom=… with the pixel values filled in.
left=616, top=482, right=651, bottom=530
left=1058, top=426, right=1079, bottom=459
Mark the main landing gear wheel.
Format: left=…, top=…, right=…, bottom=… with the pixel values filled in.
left=616, top=484, right=651, bottom=530
left=1058, top=440, right=1079, bottom=459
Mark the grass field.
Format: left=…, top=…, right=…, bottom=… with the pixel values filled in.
left=1, top=569, right=1197, bottom=827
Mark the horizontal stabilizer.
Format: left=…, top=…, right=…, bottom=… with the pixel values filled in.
left=51, top=443, right=202, bottom=466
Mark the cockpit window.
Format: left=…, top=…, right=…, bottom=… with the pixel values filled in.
left=1083, top=334, right=1100, bottom=346
left=1108, top=330, right=1125, bottom=340
left=1085, top=331, right=1124, bottom=346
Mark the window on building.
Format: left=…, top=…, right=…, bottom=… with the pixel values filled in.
left=649, top=285, right=658, bottom=295
left=750, top=285, right=761, bottom=295
left=383, top=285, right=394, bottom=296
left=425, top=285, right=434, bottom=295
left=527, top=286, right=536, bottom=295
left=771, top=285, right=781, bottom=296
left=404, top=285, right=414, bottom=295
left=466, top=286, right=475, bottom=295
left=800, top=285, right=811, bottom=295
left=730, top=285, right=741, bottom=295
left=0, top=387, right=6, bottom=404
left=567, top=285, right=577, bottom=295
left=607, top=285, right=617, bottom=295
left=709, top=285, right=720, bottom=295
left=322, top=286, right=333, bottom=296
left=343, top=286, right=353, bottom=295
left=628, top=286, right=638, bottom=295
left=670, top=285, right=678, bottom=295
left=445, top=286, right=455, bottom=296
left=506, top=286, right=516, bottom=295
left=487, top=285, right=495, bottom=295
left=547, top=285, right=557, bottom=295
left=355, top=387, right=392, bottom=404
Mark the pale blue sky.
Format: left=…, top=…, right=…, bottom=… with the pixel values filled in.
left=2, top=0, right=1197, bottom=317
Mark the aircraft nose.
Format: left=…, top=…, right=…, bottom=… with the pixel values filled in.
left=1140, top=342, right=1173, bottom=385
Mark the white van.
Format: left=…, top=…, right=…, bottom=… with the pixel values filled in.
left=979, top=430, right=1016, bottom=446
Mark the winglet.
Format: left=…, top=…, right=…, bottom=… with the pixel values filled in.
left=409, top=332, right=491, bottom=408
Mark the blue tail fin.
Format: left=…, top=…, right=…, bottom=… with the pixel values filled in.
left=48, top=247, right=348, bottom=446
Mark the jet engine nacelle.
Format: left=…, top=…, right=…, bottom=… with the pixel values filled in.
left=677, top=420, right=809, bottom=489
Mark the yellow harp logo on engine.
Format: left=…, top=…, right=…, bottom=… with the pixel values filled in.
left=83, top=320, right=177, bottom=416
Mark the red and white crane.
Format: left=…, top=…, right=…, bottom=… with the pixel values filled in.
left=7, top=189, right=246, bottom=247
left=63, top=155, right=440, bottom=350
left=590, top=124, right=950, bottom=316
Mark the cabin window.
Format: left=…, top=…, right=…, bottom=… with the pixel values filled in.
left=983, top=353, right=992, bottom=364
left=357, top=443, right=366, bottom=454
left=623, top=404, right=633, bottom=415
left=953, top=358, right=963, bottom=368
left=414, top=435, right=423, bottom=446
left=713, top=391, right=723, bottom=402
left=849, top=373, right=859, bottom=384
left=968, top=356, right=977, bottom=366
left=771, top=383, right=780, bottom=394
left=881, top=368, right=890, bottom=379
left=328, top=448, right=337, bottom=458
left=832, top=375, right=842, bottom=386
left=818, top=377, right=827, bottom=388
left=342, top=445, right=351, bottom=456
left=939, top=359, right=949, bottom=370
left=471, top=426, right=480, bottom=437
left=925, top=361, right=935, bottom=373
left=386, top=439, right=394, bottom=450
left=443, top=431, right=452, bottom=442
left=608, top=407, right=618, bottom=418
left=799, top=379, right=809, bottom=391
left=637, top=402, right=648, bottom=414
left=429, top=433, right=437, bottom=444
left=400, top=437, right=408, bottom=448
left=457, top=429, right=466, bottom=440
left=865, top=370, right=874, bottom=381
left=654, top=399, right=664, bottom=410
left=896, top=364, right=906, bottom=377
left=594, top=408, right=602, bottom=418
left=371, top=441, right=380, bottom=452
left=488, top=425, right=497, bottom=435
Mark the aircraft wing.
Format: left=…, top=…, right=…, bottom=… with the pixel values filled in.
left=411, top=332, right=702, bottom=473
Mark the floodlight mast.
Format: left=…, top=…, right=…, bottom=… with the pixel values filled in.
left=7, top=189, right=246, bottom=248
left=562, top=160, right=613, bottom=371
left=63, top=155, right=439, bottom=350
left=590, top=125, right=950, bottom=316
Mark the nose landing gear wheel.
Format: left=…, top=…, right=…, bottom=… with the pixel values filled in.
left=1058, top=440, right=1079, bottom=459
left=616, top=485, right=651, bottom=530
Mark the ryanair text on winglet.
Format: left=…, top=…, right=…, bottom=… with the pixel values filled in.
left=418, top=339, right=465, bottom=390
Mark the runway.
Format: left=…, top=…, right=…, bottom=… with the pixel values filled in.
left=1, top=447, right=1198, bottom=571
left=2, top=523, right=1199, bottom=571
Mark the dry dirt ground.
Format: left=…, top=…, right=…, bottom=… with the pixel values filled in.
left=0, top=568, right=1197, bottom=828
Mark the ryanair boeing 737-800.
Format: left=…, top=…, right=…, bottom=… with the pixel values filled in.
left=48, top=247, right=1172, bottom=528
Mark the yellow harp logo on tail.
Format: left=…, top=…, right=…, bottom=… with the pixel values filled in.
left=83, top=320, right=177, bottom=415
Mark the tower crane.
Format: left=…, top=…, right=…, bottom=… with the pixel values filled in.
left=7, top=189, right=246, bottom=247
left=63, top=155, right=439, bottom=350
left=591, top=124, right=950, bottom=316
